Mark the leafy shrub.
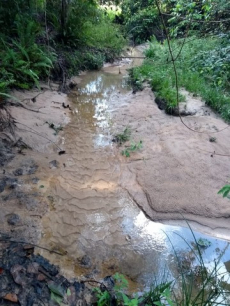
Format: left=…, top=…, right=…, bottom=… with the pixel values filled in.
left=144, top=37, right=166, bottom=59
left=124, top=7, right=161, bottom=44
left=0, top=19, right=54, bottom=90
left=191, top=45, right=230, bottom=88
left=82, top=52, right=105, bottom=70
left=83, top=15, right=126, bottom=60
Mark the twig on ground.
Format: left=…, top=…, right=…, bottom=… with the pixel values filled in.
left=0, top=235, right=65, bottom=256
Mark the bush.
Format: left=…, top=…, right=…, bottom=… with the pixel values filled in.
left=191, top=45, right=230, bottom=88
left=0, top=18, right=54, bottom=90
left=130, top=37, right=230, bottom=121
left=83, top=15, right=126, bottom=59
left=124, top=7, right=161, bottom=44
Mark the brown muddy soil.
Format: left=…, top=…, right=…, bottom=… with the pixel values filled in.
left=0, top=85, right=70, bottom=243
left=113, top=87, right=230, bottom=232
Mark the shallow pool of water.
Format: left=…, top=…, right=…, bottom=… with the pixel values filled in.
left=39, top=65, right=230, bottom=293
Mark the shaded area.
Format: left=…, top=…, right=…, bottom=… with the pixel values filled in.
left=0, top=241, right=97, bottom=306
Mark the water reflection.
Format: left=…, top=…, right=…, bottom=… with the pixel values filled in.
left=70, top=71, right=130, bottom=142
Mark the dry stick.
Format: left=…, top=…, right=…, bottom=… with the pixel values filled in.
left=82, top=279, right=103, bottom=286
left=15, top=121, right=63, bottom=151
left=196, top=149, right=230, bottom=158
left=173, top=15, right=193, bottom=62
left=21, top=91, right=47, bottom=103
left=44, top=0, right=52, bottom=88
left=82, top=279, right=109, bottom=291
left=0, top=237, right=64, bottom=256
left=10, top=100, right=44, bottom=113
left=155, top=0, right=230, bottom=158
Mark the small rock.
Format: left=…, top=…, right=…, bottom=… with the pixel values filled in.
left=49, top=160, right=59, bottom=169
left=37, top=273, right=46, bottom=281
left=69, top=81, right=77, bottom=89
left=11, top=264, right=28, bottom=286
left=209, top=136, right=216, bottom=143
left=78, top=255, right=91, bottom=268
left=23, top=244, right=34, bottom=251
left=0, top=179, right=6, bottom=193
left=32, top=177, right=39, bottom=184
left=3, top=293, right=18, bottom=303
left=102, top=276, right=115, bottom=291
left=7, top=214, right=21, bottom=226
left=73, top=281, right=85, bottom=299
left=5, top=177, right=18, bottom=189
left=27, top=262, right=39, bottom=274
left=13, top=168, right=23, bottom=176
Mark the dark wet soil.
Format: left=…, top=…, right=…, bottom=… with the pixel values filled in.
left=0, top=241, right=99, bottom=306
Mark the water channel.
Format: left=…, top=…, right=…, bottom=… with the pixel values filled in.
left=38, top=54, right=230, bottom=294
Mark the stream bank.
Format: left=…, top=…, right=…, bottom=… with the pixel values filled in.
left=1, top=46, right=230, bottom=297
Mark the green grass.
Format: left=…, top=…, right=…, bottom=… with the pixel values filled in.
left=113, top=127, right=131, bottom=145
left=130, top=36, right=230, bottom=121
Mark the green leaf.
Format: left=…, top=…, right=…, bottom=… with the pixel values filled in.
left=218, top=185, right=230, bottom=198
left=48, top=283, right=65, bottom=297
left=50, top=292, right=63, bottom=306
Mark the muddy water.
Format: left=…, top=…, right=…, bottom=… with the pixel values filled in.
left=38, top=60, right=230, bottom=290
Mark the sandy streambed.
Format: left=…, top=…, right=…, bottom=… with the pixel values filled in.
left=1, top=50, right=230, bottom=289
left=39, top=68, right=230, bottom=284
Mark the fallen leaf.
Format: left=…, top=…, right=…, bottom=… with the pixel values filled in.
left=4, top=293, right=18, bottom=303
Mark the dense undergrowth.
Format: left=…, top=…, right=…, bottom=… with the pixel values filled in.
left=129, top=34, right=230, bottom=120
left=0, top=0, right=125, bottom=98
left=120, top=0, right=230, bottom=120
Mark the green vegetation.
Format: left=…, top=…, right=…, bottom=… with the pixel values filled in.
left=0, top=18, right=54, bottom=91
left=0, top=0, right=126, bottom=99
left=122, top=141, right=143, bottom=157
left=113, top=128, right=143, bottom=157
left=218, top=185, right=230, bottom=198
left=94, top=228, right=230, bottom=305
left=113, top=127, right=131, bottom=145
left=129, top=36, right=230, bottom=120
left=120, top=0, right=230, bottom=120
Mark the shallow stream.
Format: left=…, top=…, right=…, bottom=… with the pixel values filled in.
left=38, top=55, right=230, bottom=292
